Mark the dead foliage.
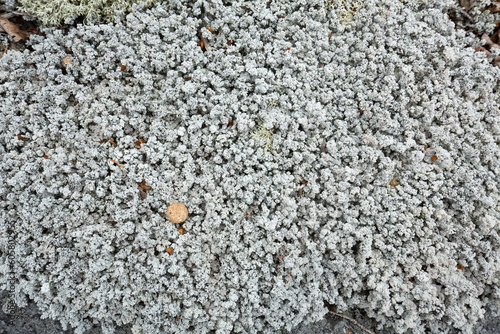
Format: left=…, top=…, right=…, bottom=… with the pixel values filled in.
left=0, top=17, right=27, bottom=42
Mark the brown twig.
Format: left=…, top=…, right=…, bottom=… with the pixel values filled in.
left=109, top=159, right=125, bottom=168
left=329, top=311, right=375, bottom=334
left=236, top=205, right=257, bottom=224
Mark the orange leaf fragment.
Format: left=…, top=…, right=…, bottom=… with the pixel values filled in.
left=135, top=138, right=145, bottom=147
left=166, top=247, right=173, bottom=254
left=431, top=154, right=438, bottom=161
left=119, top=64, right=127, bottom=71
left=207, top=27, right=213, bottom=33
left=17, top=134, right=27, bottom=141
left=457, top=263, right=464, bottom=269
left=43, top=153, right=48, bottom=159
left=109, top=138, right=117, bottom=147
left=62, top=56, right=73, bottom=68
left=389, top=178, right=400, bottom=187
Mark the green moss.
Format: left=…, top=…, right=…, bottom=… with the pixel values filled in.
left=17, top=0, right=159, bottom=26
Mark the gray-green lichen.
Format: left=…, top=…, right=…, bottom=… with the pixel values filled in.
left=17, top=0, right=159, bottom=26
left=325, top=0, right=366, bottom=25
left=251, top=120, right=275, bottom=153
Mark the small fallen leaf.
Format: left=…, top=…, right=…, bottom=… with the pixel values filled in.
left=481, top=34, right=500, bottom=49
left=299, top=188, right=303, bottom=197
left=346, top=328, right=353, bottom=334
left=431, top=154, right=438, bottom=161
left=43, top=153, right=48, bottom=159
left=300, top=179, right=308, bottom=185
left=493, top=55, right=500, bottom=68
left=139, top=180, right=151, bottom=190
left=135, top=138, right=145, bottom=147
left=166, top=247, right=173, bottom=254
left=62, top=56, right=73, bottom=68
left=460, top=0, right=475, bottom=12
left=207, top=27, right=213, bottom=33
left=475, top=45, right=492, bottom=57
left=119, top=64, right=126, bottom=71
left=457, top=263, right=464, bottom=269
left=482, top=1, right=500, bottom=13
left=139, top=188, right=147, bottom=200
left=389, top=178, right=400, bottom=187
left=17, top=134, right=27, bottom=141
left=0, top=17, right=27, bottom=42
left=278, top=255, right=285, bottom=259
left=177, top=227, right=185, bottom=235
left=424, top=144, right=428, bottom=151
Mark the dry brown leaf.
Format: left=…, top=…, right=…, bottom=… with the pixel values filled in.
left=475, top=45, right=493, bottom=57
left=493, top=55, right=500, bottom=68
left=0, top=17, right=27, bottom=42
left=483, top=2, right=500, bottom=13
left=139, top=180, right=151, bottom=190
left=481, top=33, right=493, bottom=46
left=139, top=188, right=147, bottom=200
left=460, top=0, right=476, bottom=11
